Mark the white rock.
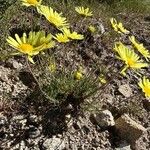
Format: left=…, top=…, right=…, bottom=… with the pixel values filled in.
left=43, top=137, right=65, bottom=150
left=93, top=110, right=115, bottom=128
left=118, top=84, right=132, bottom=98
left=0, top=66, right=10, bottom=82
left=118, top=84, right=132, bottom=97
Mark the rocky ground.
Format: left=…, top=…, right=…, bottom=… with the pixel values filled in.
left=0, top=0, right=150, bottom=150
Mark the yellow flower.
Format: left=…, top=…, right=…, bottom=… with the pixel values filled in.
left=114, top=42, right=148, bottom=75
left=6, top=31, right=55, bottom=63
left=110, top=18, right=130, bottom=34
left=138, top=77, right=150, bottom=98
left=129, top=36, right=150, bottom=61
left=88, top=25, right=96, bottom=33
left=54, top=33, right=70, bottom=43
left=62, top=28, right=84, bottom=40
left=21, top=0, right=42, bottom=7
left=38, top=5, right=69, bottom=29
left=48, top=63, right=56, bottom=72
left=75, top=6, right=93, bottom=17
left=74, top=71, right=83, bottom=80
left=110, top=18, right=118, bottom=32
left=74, top=67, right=83, bottom=80
left=99, top=74, right=107, bottom=84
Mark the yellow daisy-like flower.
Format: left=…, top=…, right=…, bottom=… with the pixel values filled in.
left=88, top=25, right=96, bottom=33
left=62, top=28, right=84, bottom=40
left=54, top=33, right=70, bottom=43
left=75, top=6, right=93, bottom=17
left=74, top=67, right=84, bottom=80
left=6, top=31, right=55, bottom=63
left=138, top=77, right=150, bottom=98
left=114, top=42, right=148, bottom=75
left=99, top=74, right=107, bottom=84
left=129, top=36, right=150, bottom=61
left=110, top=18, right=130, bottom=34
left=38, top=5, right=69, bottom=29
left=74, top=71, right=83, bottom=80
left=21, top=0, right=42, bottom=7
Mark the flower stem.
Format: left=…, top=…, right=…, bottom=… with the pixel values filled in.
left=26, top=56, right=56, bottom=102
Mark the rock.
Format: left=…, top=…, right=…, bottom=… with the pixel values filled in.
left=12, top=115, right=25, bottom=121
left=27, top=137, right=42, bottom=150
left=6, top=59, right=23, bottom=70
left=11, top=82, right=28, bottom=97
left=43, top=137, right=65, bottom=150
left=28, top=125, right=41, bottom=138
left=12, top=140, right=28, bottom=150
left=11, top=115, right=27, bottom=131
left=28, top=115, right=38, bottom=124
left=118, top=84, right=132, bottom=98
left=18, top=140, right=27, bottom=150
left=0, top=66, right=10, bottom=82
left=93, top=110, right=115, bottom=128
left=103, top=94, right=114, bottom=105
left=115, top=141, right=131, bottom=150
left=115, top=114, right=147, bottom=144
left=0, top=66, right=28, bottom=100
left=143, top=99, right=150, bottom=111
left=12, top=60, right=23, bottom=70
left=0, top=113, right=7, bottom=126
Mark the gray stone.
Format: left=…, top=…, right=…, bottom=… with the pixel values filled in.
left=115, top=114, right=147, bottom=143
left=103, top=94, right=114, bottom=104
left=0, top=113, right=7, bottom=126
left=0, top=66, right=10, bottom=82
left=93, top=110, right=115, bottom=128
left=12, top=140, right=28, bottom=150
left=7, top=59, right=23, bottom=70
left=29, top=115, right=38, bottom=123
left=115, top=141, right=131, bottom=150
left=118, top=84, right=132, bottom=98
left=12, top=115, right=25, bottom=121
left=28, top=126, right=41, bottom=138
left=12, top=60, right=23, bottom=70
left=43, top=137, right=65, bottom=150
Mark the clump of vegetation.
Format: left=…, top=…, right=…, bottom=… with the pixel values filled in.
left=1, top=0, right=150, bottom=114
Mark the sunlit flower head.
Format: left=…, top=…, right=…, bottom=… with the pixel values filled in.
left=75, top=6, right=93, bottom=17
left=114, top=42, right=148, bottom=75
left=110, top=18, right=130, bottom=34
left=38, top=5, right=69, bottom=29
left=129, top=36, right=150, bottom=61
left=99, top=74, right=107, bottom=84
left=62, top=28, right=84, bottom=40
left=6, top=31, right=55, bottom=63
left=21, top=0, right=42, bottom=7
left=74, top=67, right=84, bottom=80
left=138, top=77, right=150, bottom=98
left=74, top=71, right=83, bottom=80
left=88, top=25, right=96, bottom=33
left=54, top=33, right=70, bottom=43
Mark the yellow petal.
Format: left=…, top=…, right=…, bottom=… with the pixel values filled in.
left=15, top=34, right=22, bottom=44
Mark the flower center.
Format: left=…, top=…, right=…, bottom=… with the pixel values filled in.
left=144, top=87, right=150, bottom=96
left=19, top=43, right=33, bottom=54
left=127, top=58, right=135, bottom=66
left=27, top=0, right=38, bottom=5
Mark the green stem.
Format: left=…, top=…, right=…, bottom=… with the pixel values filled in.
left=26, top=56, right=56, bottom=102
